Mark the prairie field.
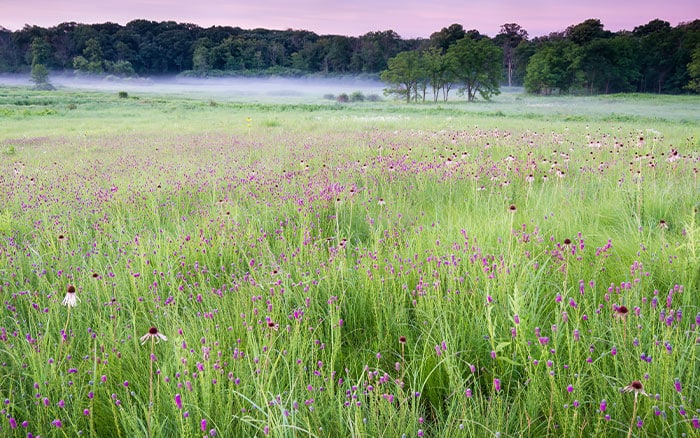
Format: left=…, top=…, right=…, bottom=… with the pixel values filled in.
left=0, top=85, right=699, bottom=437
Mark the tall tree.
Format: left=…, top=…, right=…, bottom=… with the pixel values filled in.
left=381, top=50, right=423, bottom=102
left=29, top=37, right=53, bottom=88
left=447, top=36, right=502, bottom=101
left=579, top=35, right=638, bottom=93
left=430, top=24, right=466, bottom=53
left=422, top=47, right=455, bottom=102
left=565, top=19, right=610, bottom=45
left=494, top=23, right=529, bottom=87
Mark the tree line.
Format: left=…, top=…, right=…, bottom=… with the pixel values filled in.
left=382, top=19, right=700, bottom=102
left=1, top=18, right=699, bottom=97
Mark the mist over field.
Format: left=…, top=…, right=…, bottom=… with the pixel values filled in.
left=0, top=73, right=387, bottom=101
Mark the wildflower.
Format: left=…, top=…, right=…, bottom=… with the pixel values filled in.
left=140, top=327, right=168, bottom=345
left=508, top=204, right=517, bottom=212
left=674, top=378, right=682, bottom=392
left=658, top=219, right=668, bottom=229
left=61, top=285, right=79, bottom=307
left=614, top=305, right=629, bottom=319
left=623, top=381, right=647, bottom=397
left=174, top=393, right=183, bottom=409
left=494, top=378, right=501, bottom=392
left=399, top=336, right=406, bottom=344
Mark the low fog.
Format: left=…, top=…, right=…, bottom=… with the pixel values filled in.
left=0, top=74, right=387, bottom=102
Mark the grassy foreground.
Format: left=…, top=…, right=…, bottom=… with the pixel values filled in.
left=0, top=87, right=699, bottom=437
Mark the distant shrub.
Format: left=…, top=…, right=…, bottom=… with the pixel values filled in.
left=349, top=91, right=365, bottom=102
left=67, top=103, right=77, bottom=110
left=209, top=100, right=218, bottom=107
left=367, top=94, right=382, bottom=102
left=323, top=94, right=335, bottom=100
left=336, top=93, right=349, bottom=103
left=118, top=91, right=128, bottom=99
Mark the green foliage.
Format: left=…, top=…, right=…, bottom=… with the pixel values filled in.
left=108, top=60, right=136, bottom=77
left=381, top=50, right=423, bottom=102
left=30, top=63, right=52, bottom=89
left=28, top=37, right=52, bottom=65
left=494, top=23, right=530, bottom=87
left=577, top=35, right=639, bottom=94
left=524, top=41, right=580, bottom=94
left=447, top=36, right=503, bottom=101
left=349, top=91, right=365, bottom=102
left=686, top=46, right=700, bottom=92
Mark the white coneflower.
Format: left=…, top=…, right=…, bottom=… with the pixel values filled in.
left=61, top=285, right=79, bottom=307
left=140, top=327, right=168, bottom=345
left=623, top=380, right=647, bottom=438
left=622, top=380, right=647, bottom=397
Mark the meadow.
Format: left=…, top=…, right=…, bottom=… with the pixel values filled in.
left=0, top=84, right=699, bottom=437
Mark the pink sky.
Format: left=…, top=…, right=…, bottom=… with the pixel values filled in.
left=1, top=0, right=698, bottom=38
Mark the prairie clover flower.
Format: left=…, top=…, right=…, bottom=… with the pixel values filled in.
left=61, top=285, right=80, bottom=307
left=140, top=327, right=168, bottom=345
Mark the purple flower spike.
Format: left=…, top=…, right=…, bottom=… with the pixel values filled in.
left=674, top=378, right=682, bottom=392
left=174, top=393, right=183, bottom=409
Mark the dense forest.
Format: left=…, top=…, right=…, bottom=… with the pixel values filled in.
left=1, top=18, right=699, bottom=95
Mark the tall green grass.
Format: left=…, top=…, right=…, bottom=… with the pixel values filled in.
left=0, top=87, right=698, bottom=437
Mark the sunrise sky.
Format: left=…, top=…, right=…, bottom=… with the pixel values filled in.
left=1, top=0, right=698, bottom=38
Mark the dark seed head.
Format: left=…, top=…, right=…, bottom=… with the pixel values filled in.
left=67, top=285, right=76, bottom=293
left=148, top=327, right=158, bottom=335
